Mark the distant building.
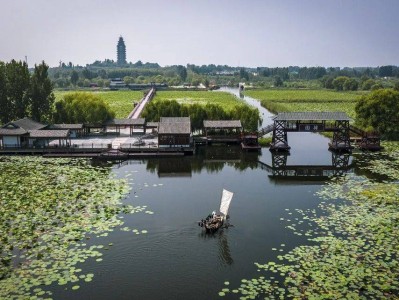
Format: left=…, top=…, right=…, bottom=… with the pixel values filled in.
left=117, top=36, right=127, bottom=65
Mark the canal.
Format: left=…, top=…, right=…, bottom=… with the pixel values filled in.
left=50, top=89, right=350, bottom=299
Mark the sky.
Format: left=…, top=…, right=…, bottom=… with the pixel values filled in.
left=1, top=0, right=398, bottom=68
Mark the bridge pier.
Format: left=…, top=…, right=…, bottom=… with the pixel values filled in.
left=270, top=120, right=290, bottom=152
left=329, top=120, right=353, bottom=152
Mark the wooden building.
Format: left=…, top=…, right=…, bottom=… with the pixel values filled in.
left=203, top=120, right=242, bottom=143
left=48, top=124, right=84, bottom=138
left=0, top=118, right=46, bottom=148
left=29, top=130, right=70, bottom=147
left=105, top=118, right=146, bottom=136
left=158, top=117, right=191, bottom=148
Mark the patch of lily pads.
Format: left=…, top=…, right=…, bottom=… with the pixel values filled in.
left=0, top=157, right=149, bottom=299
left=219, top=142, right=399, bottom=299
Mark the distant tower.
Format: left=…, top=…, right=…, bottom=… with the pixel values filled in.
left=117, top=36, right=127, bottom=65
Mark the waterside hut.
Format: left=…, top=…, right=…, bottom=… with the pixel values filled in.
left=158, top=117, right=191, bottom=148
left=0, top=118, right=47, bottom=148
left=203, top=120, right=242, bottom=143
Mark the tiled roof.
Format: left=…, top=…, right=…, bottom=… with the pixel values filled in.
left=106, top=118, right=145, bottom=126
left=49, top=124, right=84, bottom=130
left=29, top=130, right=69, bottom=138
left=160, top=117, right=190, bottom=123
left=273, top=112, right=351, bottom=121
left=158, top=122, right=191, bottom=134
left=146, top=122, right=159, bottom=128
left=158, top=117, right=191, bottom=134
left=0, top=128, right=27, bottom=136
left=7, top=117, right=46, bottom=131
left=203, top=120, right=242, bottom=128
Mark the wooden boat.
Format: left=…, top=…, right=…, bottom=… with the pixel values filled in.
left=198, top=189, right=234, bottom=233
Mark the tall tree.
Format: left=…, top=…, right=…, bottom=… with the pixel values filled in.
left=6, top=60, right=30, bottom=120
left=0, top=61, right=8, bottom=124
left=176, top=65, right=187, bottom=82
left=70, top=70, right=79, bottom=86
left=30, top=61, right=55, bottom=122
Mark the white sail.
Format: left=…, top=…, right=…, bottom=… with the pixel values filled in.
left=219, top=189, right=233, bottom=217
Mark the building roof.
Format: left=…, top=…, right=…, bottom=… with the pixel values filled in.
left=49, top=124, right=84, bottom=130
left=146, top=122, right=159, bottom=128
left=29, top=130, right=70, bottom=138
left=203, top=120, right=242, bottom=128
left=106, top=118, right=145, bottom=126
left=273, top=112, right=351, bottom=121
left=0, top=128, right=27, bottom=136
left=2, top=117, right=46, bottom=131
left=160, top=117, right=191, bottom=123
left=159, top=117, right=191, bottom=134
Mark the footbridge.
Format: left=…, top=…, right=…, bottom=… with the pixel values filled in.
left=257, top=112, right=381, bottom=152
left=128, top=87, right=156, bottom=119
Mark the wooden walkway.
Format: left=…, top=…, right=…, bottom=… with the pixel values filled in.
left=128, top=87, right=156, bottom=119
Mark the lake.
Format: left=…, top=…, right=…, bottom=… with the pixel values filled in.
left=47, top=89, right=353, bottom=299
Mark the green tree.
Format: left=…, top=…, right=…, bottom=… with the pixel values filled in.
left=361, top=79, right=375, bottom=90
left=30, top=61, right=55, bottom=122
left=273, top=75, right=283, bottom=87
left=0, top=61, right=8, bottom=124
left=6, top=60, right=30, bottom=119
left=320, top=75, right=334, bottom=89
left=332, top=76, right=349, bottom=91
left=343, top=78, right=358, bottom=91
left=371, top=83, right=384, bottom=91
left=239, top=68, right=249, bottom=81
left=176, top=65, right=187, bottom=82
left=53, top=92, right=115, bottom=124
left=70, top=70, right=79, bottom=86
left=355, top=89, right=399, bottom=139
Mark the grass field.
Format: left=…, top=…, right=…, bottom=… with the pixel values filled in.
left=245, top=89, right=368, bottom=119
left=152, top=90, right=244, bottom=111
left=54, top=90, right=144, bottom=118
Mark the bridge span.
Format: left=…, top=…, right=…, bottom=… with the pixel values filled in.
left=128, top=87, right=156, bottom=119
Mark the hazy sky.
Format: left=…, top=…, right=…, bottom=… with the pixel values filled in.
left=1, top=0, right=398, bottom=68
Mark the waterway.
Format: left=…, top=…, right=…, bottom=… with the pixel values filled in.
left=50, top=89, right=352, bottom=299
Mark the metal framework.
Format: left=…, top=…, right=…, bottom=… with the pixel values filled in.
left=270, top=120, right=290, bottom=151
left=329, top=120, right=352, bottom=152
left=270, top=112, right=354, bottom=152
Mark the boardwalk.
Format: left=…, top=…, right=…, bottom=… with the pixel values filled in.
left=128, top=87, right=156, bottom=119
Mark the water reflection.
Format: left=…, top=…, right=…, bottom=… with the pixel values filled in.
left=258, top=151, right=352, bottom=182
left=198, top=230, right=233, bottom=266
left=144, top=145, right=260, bottom=177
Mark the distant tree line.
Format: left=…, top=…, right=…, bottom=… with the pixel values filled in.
left=142, top=100, right=260, bottom=132
left=0, top=60, right=54, bottom=124
left=48, top=59, right=399, bottom=91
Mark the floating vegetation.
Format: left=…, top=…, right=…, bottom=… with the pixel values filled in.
left=219, top=142, right=399, bottom=299
left=0, top=156, right=138, bottom=299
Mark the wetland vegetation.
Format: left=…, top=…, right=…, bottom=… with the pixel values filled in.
left=218, top=142, right=399, bottom=299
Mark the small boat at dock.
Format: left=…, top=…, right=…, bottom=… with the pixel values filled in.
left=198, top=189, right=234, bottom=233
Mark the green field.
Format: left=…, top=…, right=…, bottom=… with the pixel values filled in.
left=152, top=90, right=244, bottom=111
left=54, top=90, right=144, bottom=118
left=245, top=89, right=368, bottom=119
